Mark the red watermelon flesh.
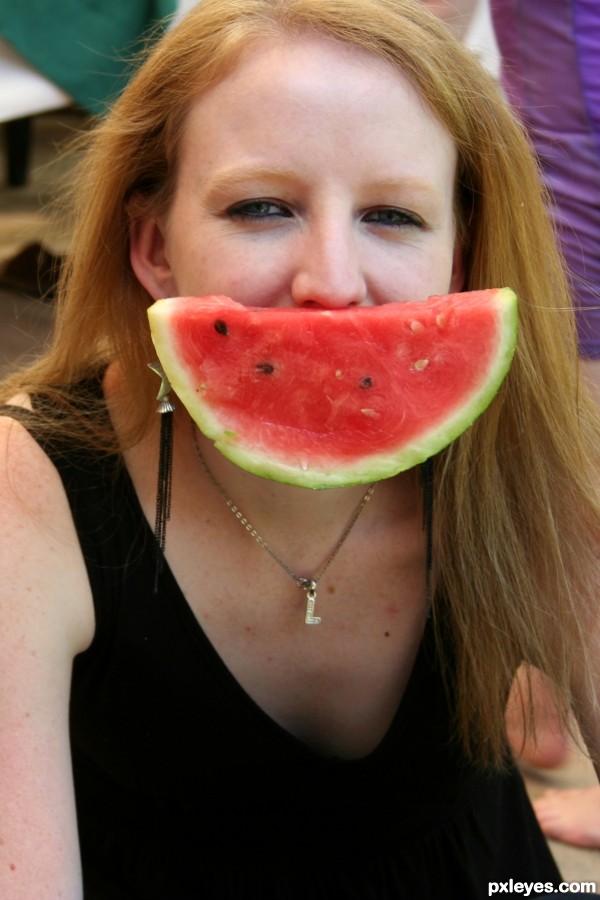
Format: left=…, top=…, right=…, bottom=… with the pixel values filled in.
left=148, top=289, right=518, bottom=488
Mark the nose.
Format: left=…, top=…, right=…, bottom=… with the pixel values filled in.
left=290, top=220, right=368, bottom=309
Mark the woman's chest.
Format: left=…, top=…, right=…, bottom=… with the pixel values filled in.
left=164, top=507, right=429, bottom=758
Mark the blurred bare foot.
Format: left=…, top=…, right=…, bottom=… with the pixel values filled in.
left=533, top=786, right=600, bottom=848
left=506, top=666, right=572, bottom=769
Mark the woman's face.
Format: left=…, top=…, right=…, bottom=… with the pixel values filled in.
left=131, top=34, right=464, bottom=307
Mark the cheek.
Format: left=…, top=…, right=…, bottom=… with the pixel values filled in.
left=416, top=238, right=460, bottom=296
left=366, top=226, right=459, bottom=302
left=164, top=224, right=222, bottom=295
left=210, top=237, right=294, bottom=305
left=386, top=256, right=457, bottom=303
left=171, top=238, right=289, bottom=305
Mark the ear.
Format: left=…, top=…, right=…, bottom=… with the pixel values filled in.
left=129, top=215, right=177, bottom=300
left=449, top=241, right=465, bottom=293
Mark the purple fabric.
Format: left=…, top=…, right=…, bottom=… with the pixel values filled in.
left=491, top=0, right=600, bottom=357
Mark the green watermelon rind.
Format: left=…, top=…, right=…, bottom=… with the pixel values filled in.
left=148, top=289, right=518, bottom=489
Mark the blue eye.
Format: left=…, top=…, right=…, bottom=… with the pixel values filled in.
left=226, top=200, right=292, bottom=220
left=363, top=208, right=423, bottom=228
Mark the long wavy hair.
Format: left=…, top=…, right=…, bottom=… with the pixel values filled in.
left=2, top=0, right=599, bottom=766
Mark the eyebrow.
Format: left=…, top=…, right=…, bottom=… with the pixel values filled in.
left=200, top=166, right=304, bottom=202
left=364, top=177, right=441, bottom=196
left=201, top=165, right=445, bottom=206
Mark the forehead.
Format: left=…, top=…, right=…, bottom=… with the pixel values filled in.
left=177, top=33, right=457, bottom=187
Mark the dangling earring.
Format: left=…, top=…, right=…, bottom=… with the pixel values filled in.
left=148, top=361, right=176, bottom=591
left=420, top=457, right=434, bottom=610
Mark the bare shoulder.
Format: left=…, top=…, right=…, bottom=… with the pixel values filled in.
left=0, top=409, right=95, bottom=652
left=0, top=411, right=92, bottom=897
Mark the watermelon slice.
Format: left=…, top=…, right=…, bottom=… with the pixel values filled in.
left=148, top=289, right=517, bottom=488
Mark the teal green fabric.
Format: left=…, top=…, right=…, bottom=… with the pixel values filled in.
left=0, top=1, right=177, bottom=115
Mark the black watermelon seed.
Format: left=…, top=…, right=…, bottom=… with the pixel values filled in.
left=214, top=319, right=228, bottom=335
left=256, top=362, right=275, bottom=375
left=360, top=376, right=373, bottom=389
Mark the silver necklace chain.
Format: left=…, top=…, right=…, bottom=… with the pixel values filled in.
left=191, top=422, right=375, bottom=624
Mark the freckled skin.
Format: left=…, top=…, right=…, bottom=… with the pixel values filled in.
left=134, top=36, right=463, bottom=309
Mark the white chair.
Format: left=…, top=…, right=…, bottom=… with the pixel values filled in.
left=0, top=35, right=72, bottom=186
left=0, top=0, right=199, bottom=188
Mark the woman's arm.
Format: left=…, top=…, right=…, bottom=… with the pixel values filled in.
left=0, top=416, right=95, bottom=899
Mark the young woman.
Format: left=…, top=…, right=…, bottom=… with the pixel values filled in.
left=1, top=1, right=599, bottom=896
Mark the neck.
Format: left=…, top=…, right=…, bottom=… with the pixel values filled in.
left=177, top=411, right=431, bottom=621
left=182, top=412, right=421, bottom=547
left=194, top=424, right=370, bottom=523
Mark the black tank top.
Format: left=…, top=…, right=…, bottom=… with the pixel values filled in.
left=3, top=392, right=561, bottom=899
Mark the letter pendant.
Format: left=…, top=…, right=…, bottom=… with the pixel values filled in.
left=304, top=586, right=321, bottom=625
